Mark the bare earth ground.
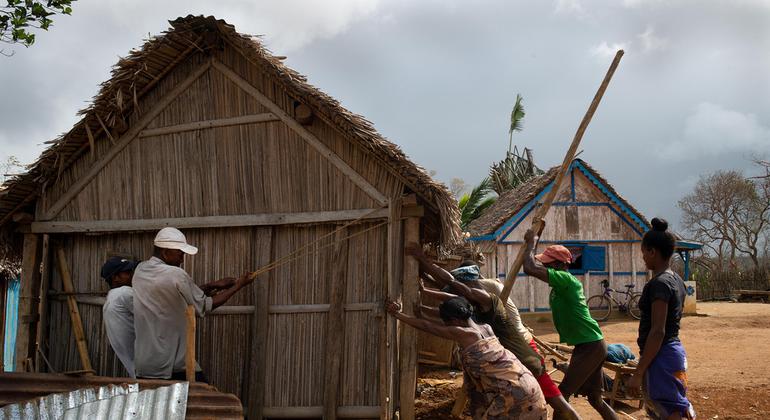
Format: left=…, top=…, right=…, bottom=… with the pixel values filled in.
left=416, top=302, right=770, bottom=420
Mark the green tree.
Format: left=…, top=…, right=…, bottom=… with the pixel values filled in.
left=507, top=94, right=525, bottom=155
left=1, top=0, right=74, bottom=50
left=458, top=177, right=497, bottom=231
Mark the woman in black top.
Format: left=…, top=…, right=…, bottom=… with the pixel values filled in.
left=628, top=218, right=695, bottom=419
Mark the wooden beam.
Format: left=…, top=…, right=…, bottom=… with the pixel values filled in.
left=381, top=197, right=402, bottom=420
left=15, top=234, right=42, bottom=372
left=500, top=50, right=624, bottom=301
left=608, top=243, right=615, bottom=288
left=399, top=210, right=420, bottom=420
left=324, top=230, right=348, bottom=420
left=185, top=305, right=196, bottom=382
left=210, top=58, right=389, bottom=206
left=30, top=208, right=418, bottom=234
left=41, top=59, right=213, bottom=221
left=34, top=234, right=50, bottom=372
left=252, top=237, right=271, bottom=420
left=138, top=113, right=279, bottom=138
left=55, top=248, right=94, bottom=374
left=11, top=212, right=34, bottom=224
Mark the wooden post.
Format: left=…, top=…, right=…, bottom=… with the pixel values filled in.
left=35, top=234, right=50, bottom=372
left=500, top=50, right=624, bottom=301
left=16, top=233, right=42, bottom=372
left=55, top=247, right=93, bottom=374
left=399, top=196, right=420, bottom=420
left=381, top=198, right=402, bottom=420
left=631, top=245, right=637, bottom=286
left=185, top=305, right=196, bottom=382
left=251, top=232, right=273, bottom=420
left=608, top=243, right=615, bottom=289
left=323, top=230, right=349, bottom=420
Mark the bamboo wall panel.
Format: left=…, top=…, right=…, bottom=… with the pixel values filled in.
left=340, top=311, right=381, bottom=407
left=40, top=53, right=212, bottom=218
left=265, top=312, right=328, bottom=407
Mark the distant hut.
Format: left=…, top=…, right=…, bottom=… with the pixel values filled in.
left=0, top=16, right=460, bottom=419
left=468, top=159, right=701, bottom=313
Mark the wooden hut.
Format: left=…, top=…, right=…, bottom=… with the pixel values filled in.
left=0, top=16, right=460, bottom=419
left=467, top=159, right=701, bottom=313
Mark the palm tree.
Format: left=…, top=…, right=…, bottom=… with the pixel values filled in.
left=459, top=177, right=497, bottom=231
left=508, top=94, right=525, bottom=155
left=489, top=146, right=542, bottom=195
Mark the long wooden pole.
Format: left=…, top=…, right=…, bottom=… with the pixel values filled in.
left=500, top=50, right=624, bottom=301
left=185, top=305, right=196, bottom=382
left=55, top=247, right=94, bottom=374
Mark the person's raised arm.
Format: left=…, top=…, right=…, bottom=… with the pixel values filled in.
left=523, top=229, right=549, bottom=284
left=200, top=277, right=236, bottom=296
left=407, top=244, right=492, bottom=310
left=627, top=299, right=668, bottom=391
left=418, top=304, right=442, bottom=323
left=210, top=272, right=255, bottom=309
left=419, top=277, right=458, bottom=303
left=385, top=299, right=462, bottom=341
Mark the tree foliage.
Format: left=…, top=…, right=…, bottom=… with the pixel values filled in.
left=489, top=146, right=542, bottom=196
left=0, top=0, right=74, bottom=49
left=508, top=94, right=525, bottom=155
left=458, top=177, right=496, bottom=231
left=678, top=165, right=770, bottom=270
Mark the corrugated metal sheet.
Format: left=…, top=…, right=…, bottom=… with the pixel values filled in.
left=0, top=373, right=242, bottom=419
left=0, top=383, right=137, bottom=419
left=61, top=383, right=188, bottom=420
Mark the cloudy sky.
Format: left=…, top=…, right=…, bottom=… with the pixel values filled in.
left=1, top=0, right=768, bottom=230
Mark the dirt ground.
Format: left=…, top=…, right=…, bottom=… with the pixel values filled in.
left=415, top=302, right=770, bottom=419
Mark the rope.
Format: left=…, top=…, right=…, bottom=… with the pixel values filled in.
left=245, top=204, right=392, bottom=280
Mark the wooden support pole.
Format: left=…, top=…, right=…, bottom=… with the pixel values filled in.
left=324, top=229, right=349, bottom=420
left=399, top=197, right=420, bottom=420
left=381, top=197, right=402, bottom=420
left=55, top=247, right=93, bottom=374
left=500, top=50, right=624, bottom=301
left=16, top=233, right=42, bottom=372
left=138, top=113, right=279, bottom=138
left=251, top=233, right=273, bottom=420
left=185, top=305, right=196, bottom=382
left=35, top=234, right=50, bottom=372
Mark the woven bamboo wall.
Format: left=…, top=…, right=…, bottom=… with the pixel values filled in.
left=46, top=222, right=389, bottom=418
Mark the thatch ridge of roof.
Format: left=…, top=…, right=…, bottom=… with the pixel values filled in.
left=0, top=15, right=461, bottom=249
left=467, top=159, right=650, bottom=238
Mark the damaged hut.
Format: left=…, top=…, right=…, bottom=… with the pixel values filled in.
left=0, top=16, right=460, bottom=419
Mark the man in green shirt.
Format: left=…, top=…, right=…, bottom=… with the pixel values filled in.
left=523, top=229, right=618, bottom=420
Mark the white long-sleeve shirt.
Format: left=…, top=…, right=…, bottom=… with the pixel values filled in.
left=103, top=286, right=136, bottom=378
left=132, top=256, right=212, bottom=378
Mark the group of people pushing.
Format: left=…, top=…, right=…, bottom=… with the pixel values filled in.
left=386, top=218, right=696, bottom=420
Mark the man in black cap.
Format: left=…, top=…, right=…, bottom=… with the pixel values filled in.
left=101, top=256, right=139, bottom=377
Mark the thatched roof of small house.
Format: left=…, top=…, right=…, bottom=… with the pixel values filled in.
left=0, top=15, right=461, bottom=251
left=467, top=159, right=650, bottom=238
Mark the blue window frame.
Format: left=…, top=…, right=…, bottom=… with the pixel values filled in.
left=562, top=243, right=606, bottom=274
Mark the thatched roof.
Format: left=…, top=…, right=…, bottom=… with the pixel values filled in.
left=0, top=15, right=461, bottom=248
left=467, top=159, right=650, bottom=238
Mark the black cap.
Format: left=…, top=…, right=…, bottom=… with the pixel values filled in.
left=101, top=257, right=138, bottom=283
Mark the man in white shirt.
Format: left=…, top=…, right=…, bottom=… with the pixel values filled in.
left=132, top=227, right=254, bottom=381
left=101, top=256, right=139, bottom=378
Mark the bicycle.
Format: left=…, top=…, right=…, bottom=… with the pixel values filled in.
left=586, top=279, right=642, bottom=322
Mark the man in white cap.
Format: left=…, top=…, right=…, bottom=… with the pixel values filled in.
left=132, top=227, right=254, bottom=381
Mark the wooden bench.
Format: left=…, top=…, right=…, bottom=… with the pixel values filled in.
left=732, top=289, right=770, bottom=303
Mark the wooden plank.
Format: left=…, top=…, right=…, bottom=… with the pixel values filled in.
left=399, top=212, right=420, bottom=420
left=54, top=248, right=94, bottom=374
left=608, top=243, right=615, bottom=288
left=31, top=208, right=397, bottom=233
left=138, top=113, right=279, bottom=138
left=324, top=230, right=349, bottom=420
left=15, top=234, right=41, bottom=372
left=500, top=50, right=624, bottom=301
left=41, top=59, right=213, bottom=221
left=185, top=305, right=196, bottom=382
left=262, top=405, right=380, bottom=418
left=35, top=234, right=50, bottom=372
left=252, top=234, right=272, bottom=420
left=211, top=58, right=389, bottom=206
left=381, top=197, right=402, bottom=420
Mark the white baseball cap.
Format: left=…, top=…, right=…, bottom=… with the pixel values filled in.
left=154, top=227, right=198, bottom=255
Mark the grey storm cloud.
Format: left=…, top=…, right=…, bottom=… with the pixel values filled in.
left=1, top=0, right=768, bottom=229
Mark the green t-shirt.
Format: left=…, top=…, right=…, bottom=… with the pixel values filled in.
left=548, top=268, right=603, bottom=345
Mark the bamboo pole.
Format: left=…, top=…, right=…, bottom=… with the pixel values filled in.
left=399, top=196, right=420, bottom=420
left=323, top=229, right=348, bottom=420
left=54, top=247, right=94, bottom=375
left=16, top=233, right=41, bottom=372
left=500, top=50, right=624, bottom=301
left=185, top=305, right=196, bottom=382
